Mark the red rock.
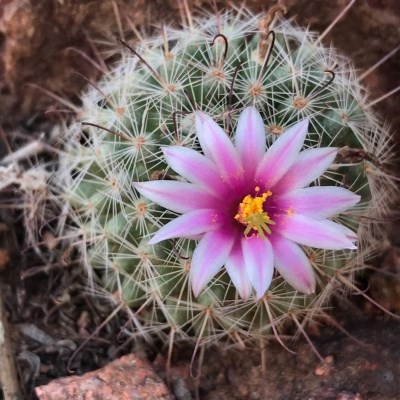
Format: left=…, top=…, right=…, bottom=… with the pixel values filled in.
left=35, top=354, right=175, bottom=400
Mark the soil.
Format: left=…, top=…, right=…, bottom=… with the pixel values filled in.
left=0, top=1, right=399, bottom=399
left=171, top=318, right=400, bottom=400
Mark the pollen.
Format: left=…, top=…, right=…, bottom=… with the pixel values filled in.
left=235, top=187, right=275, bottom=239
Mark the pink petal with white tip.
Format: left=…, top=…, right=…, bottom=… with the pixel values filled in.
left=225, top=240, right=252, bottom=299
left=270, top=234, right=316, bottom=294
left=162, top=146, right=228, bottom=197
left=235, top=106, right=266, bottom=178
left=278, top=186, right=360, bottom=219
left=256, top=119, right=309, bottom=188
left=275, top=147, right=338, bottom=193
left=324, top=220, right=358, bottom=242
left=275, top=214, right=357, bottom=250
left=133, top=181, right=217, bottom=214
left=190, top=230, right=235, bottom=297
left=148, top=209, right=223, bottom=245
left=241, top=236, right=274, bottom=299
left=195, top=111, right=243, bottom=184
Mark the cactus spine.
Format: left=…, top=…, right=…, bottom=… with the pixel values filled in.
left=55, top=8, right=395, bottom=347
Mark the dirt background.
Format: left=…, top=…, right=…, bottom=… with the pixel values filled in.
left=0, top=1, right=399, bottom=399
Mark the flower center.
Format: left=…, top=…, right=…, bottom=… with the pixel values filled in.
left=234, top=186, right=275, bottom=239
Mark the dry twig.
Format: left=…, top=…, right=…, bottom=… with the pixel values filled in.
left=0, top=285, right=21, bottom=400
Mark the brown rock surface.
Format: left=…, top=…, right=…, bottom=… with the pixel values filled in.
left=0, top=0, right=150, bottom=126
left=35, top=354, right=175, bottom=400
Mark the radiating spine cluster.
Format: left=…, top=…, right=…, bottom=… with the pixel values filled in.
left=55, top=7, right=395, bottom=347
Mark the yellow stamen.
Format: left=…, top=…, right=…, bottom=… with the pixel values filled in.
left=234, top=187, right=275, bottom=239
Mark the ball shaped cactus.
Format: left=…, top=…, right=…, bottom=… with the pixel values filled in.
left=56, top=7, right=395, bottom=348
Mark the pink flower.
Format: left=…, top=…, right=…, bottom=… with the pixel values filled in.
left=134, top=107, right=359, bottom=299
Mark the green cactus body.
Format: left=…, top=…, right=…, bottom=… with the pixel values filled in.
left=57, top=9, right=394, bottom=345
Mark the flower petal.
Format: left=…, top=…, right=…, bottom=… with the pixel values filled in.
left=162, top=146, right=228, bottom=197
left=275, top=147, right=338, bottom=193
left=275, top=214, right=357, bottom=250
left=148, top=209, right=223, bottom=244
left=278, top=186, right=361, bottom=219
left=324, top=220, right=358, bottom=242
left=241, top=236, right=274, bottom=299
left=256, top=119, right=309, bottom=188
left=190, top=230, right=235, bottom=297
left=195, top=111, right=243, bottom=184
left=225, top=240, right=252, bottom=299
left=270, top=234, right=316, bottom=294
left=235, top=106, right=266, bottom=178
left=133, top=181, right=217, bottom=214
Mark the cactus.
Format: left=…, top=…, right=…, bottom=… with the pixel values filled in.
left=55, top=7, right=395, bottom=349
